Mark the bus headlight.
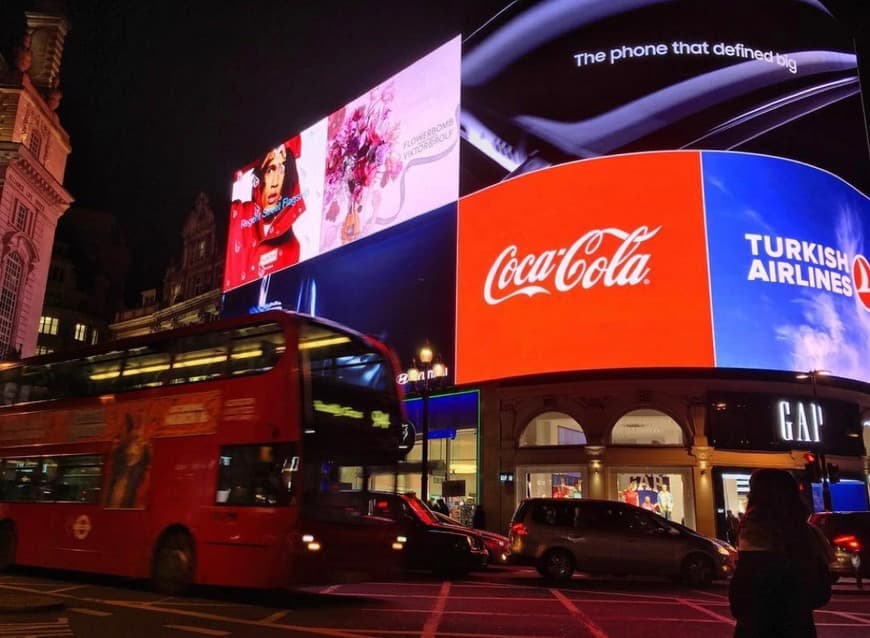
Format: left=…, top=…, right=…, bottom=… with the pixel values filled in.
left=302, top=534, right=321, bottom=551
left=392, top=535, right=406, bottom=551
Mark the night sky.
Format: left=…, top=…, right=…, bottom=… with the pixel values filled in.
left=3, top=1, right=868, bottom=305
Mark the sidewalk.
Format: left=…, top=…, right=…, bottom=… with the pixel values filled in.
left=0, top=590, right=64, bottom=614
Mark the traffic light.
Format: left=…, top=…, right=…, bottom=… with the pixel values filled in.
left=828, top=463, right=841, bottom=484
left=804, top=452, right=822, bottom=483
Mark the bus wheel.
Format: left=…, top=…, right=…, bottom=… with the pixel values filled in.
left=152, top=530, right=195, bottom=595
left=0, top=522, right=15, bottom=571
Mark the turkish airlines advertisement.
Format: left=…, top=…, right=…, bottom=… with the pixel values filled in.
left=456, top=150, right=870, bottom=385
left=224, top=36, right=461, bottom=292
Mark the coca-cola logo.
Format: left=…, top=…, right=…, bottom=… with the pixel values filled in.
left=483, top=226, right=661, bottom=305
left=853, top=254, right=870, bottom=311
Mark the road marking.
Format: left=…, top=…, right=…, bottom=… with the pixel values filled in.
left=421, top=581, right=450, bottom=638
left=550, top=588, right=610, bottom=638
left=824, top=610, right=870, bottom=625
left=259, top=611, right=287, bottom=623
left=68, top=607, right=112, bottom=617
left=0, top=617, right=75, bottom=636
left=676, top=597, right=735, bottom=624
left=165, top=625, right=231, bottom=636
left=49, top=585, right=86, bottom=593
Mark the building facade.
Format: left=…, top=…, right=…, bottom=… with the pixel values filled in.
left=36, top=207, right=129, bottom=354
left=0, top=7, right=73, bottom=358
left=217, top=2, right=870, bottom=540
left=110, top=192, right=224, bottom=339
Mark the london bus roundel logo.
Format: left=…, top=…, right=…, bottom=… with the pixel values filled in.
left=72, top=515, right=91, bottom=540
left=854, top=254, right=870, bottom=311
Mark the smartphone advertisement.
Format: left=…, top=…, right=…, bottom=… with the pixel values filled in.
left=455, top=150, right=870, bottom=385
left=460, top=0, right=867, bottom=196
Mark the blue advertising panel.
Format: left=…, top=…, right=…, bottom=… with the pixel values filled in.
left=222, top=204, right=457, bottom=375
left=704, top=151, right=870, bottom=383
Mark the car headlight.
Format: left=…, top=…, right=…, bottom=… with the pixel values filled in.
left=717, top=544, right=731, bottom=556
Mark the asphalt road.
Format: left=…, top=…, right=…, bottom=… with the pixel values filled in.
left=1, top=566, right=868, bottom=637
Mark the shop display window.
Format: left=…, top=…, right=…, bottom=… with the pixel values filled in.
left=520, top=467, right=585, bottom=500
left=614, top=471, right=689, bottom=526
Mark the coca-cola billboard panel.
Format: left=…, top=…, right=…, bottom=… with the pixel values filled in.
left=703, top=151, right=870, bottom=384
left=456, top=151, right=714, bottom=384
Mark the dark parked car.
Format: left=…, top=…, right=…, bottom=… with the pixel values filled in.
left=431, top=511, right=511, bottom=565
left=808, top=511, right=870, bottom=581
left=344, top=491, right=488, bottom=576
left=509, top=498, right=736, bottom=586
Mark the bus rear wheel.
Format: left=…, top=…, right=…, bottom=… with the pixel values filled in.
left=152, top=530, right=195, bottom=595
left=0, top=521, right=15, bottom=571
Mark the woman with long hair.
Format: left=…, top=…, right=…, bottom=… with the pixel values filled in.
left=729, top=468, right=833, bottom=637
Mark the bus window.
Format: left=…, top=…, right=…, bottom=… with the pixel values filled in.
left=169, top=335, right=228, bottom=385
left=119, top=347, right=170, bottom=391
left=55, top=455, right=104, bottom=503
left=228, top=323, right=285, bottom=376
left=0, top=367, right=21, bottom=406
left=216, top=444, right=297, bottom=506
left=82, top=351, right=125, bottom=394
left=0, top=458, right=40, bottom=501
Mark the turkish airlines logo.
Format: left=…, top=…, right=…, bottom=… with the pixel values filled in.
left=854, top=254, right=870, bottom=311
left=483, top=226, right=660, bottom=305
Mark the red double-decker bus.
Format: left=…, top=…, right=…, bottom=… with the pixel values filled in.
left=0, top=310, right=412, bottom=592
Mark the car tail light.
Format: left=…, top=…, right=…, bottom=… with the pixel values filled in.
left=510, top=522, right=528, bottom=537
left=833, top=534, right=862, bottom=552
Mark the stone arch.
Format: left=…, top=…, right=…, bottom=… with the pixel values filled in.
left=609, top=407, right=686, bottom=446
left=518, top=410, right=587, bottom=447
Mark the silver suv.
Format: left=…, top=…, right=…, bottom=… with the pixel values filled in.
left=509, top=498, right=735, bottom=586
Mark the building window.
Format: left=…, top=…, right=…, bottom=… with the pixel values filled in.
left=90, top=329, right=99, bottom=345
left=36, top=345, right=53, bottom=355
left=0, top=254, right=24, bottom=358
left=28, top=129, right=42, bottom=158
left=38, top=316, right=59, bottom=335
left=610, top=409, right=684, bottom=446
left=74, top=323, right=87, bottom=341
left=519, top=411, right=587, bottom=447
left=198, top=239, right=207, bottom=259
left=11, top=201, right=31, bottom=233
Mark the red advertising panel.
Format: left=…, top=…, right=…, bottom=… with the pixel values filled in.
left=456, top=151, right=714, bottom=384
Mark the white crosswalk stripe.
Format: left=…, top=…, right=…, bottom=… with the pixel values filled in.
left=0, top=616, right=75, bottom=636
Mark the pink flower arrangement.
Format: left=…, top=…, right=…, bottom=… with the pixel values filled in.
left=323, top=84, right=402, bottom=238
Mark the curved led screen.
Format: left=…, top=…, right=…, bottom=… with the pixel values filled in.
left=224, top=37, right=461, bottom=292
left=455, top=151, right=870, bottom=384
left=460, top=0, right=868, bottom=196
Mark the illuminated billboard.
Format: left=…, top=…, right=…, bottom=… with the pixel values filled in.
left=455, top=151, right=870, bottom=384
left=224, top=37, right=461, bottom=292
left=222, top=204, right=458, bottom=380
left=460, top=0, right=868, bottom=195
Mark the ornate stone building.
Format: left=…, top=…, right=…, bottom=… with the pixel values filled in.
left=110, top=192, right=224, bottom=339
left=0, top=6, right=73, bottom=358
left=37, top=207, right=129, bottom=354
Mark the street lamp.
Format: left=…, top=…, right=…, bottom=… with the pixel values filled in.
left=796, top=369, right=832, bottom=511
left=406, top=342, right=448, bottom=503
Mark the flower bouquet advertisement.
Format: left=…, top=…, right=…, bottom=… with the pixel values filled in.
left=319, top=36, right=460, bottom=254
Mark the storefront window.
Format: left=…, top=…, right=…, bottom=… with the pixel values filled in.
left=518, top=465, right=585, bottom=500
left=611, top=409, right=683, bottom=446
left=519, top=411, right=586, bottom=447
left=614, top=470, right=692, bottom=527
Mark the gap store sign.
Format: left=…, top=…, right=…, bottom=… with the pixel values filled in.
left=777, top=398, right=823, bottom=444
